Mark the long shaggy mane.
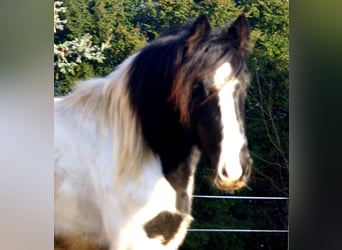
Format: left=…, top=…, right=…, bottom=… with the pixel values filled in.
left=56, top=55, right=152, bottom=183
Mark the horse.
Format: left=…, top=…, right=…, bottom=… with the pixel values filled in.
left=54, top=14, right=253, bottom=250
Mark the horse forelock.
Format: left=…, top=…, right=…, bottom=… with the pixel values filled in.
left=170, top=41, right=249, bottom=125
left=126, top=17, right=251, bottom=139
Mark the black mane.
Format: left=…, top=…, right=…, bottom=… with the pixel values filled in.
left=127, top=22, right=194, bottom=175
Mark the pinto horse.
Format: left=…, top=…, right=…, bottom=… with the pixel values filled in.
left=54, top=14, right=253, bottom=250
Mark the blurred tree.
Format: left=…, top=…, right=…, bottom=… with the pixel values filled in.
left=54, top=0, right=145, bottom=95
left=54, top=0, right=110, bottom=95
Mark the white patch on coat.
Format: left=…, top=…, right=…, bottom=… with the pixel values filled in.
left=213, top=62, right=233, bottom=88
left=55, top=107, right=187, bottom=249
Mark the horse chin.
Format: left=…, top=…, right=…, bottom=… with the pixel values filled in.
left=213, top=175, right=247, bottom=192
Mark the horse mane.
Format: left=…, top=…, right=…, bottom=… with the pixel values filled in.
left=56, top=54, right=152, bottom=183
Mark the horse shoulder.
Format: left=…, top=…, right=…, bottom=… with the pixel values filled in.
left=54, top=101, right=110, bottom=243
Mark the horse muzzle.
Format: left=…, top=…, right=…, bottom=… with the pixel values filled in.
left=214, top=146, right=252, bottom=191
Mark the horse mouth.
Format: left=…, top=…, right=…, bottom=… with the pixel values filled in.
left=214, top=176, right=247, bottom=191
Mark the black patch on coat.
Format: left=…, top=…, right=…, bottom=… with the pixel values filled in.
left=191, top=92, right=222, bottom=169
left=164, top=161, right=192, bottom=214
left=144, top=211, right=184, bottom=245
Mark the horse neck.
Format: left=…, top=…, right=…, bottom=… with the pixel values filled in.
left=163, top=145, right=201, bottom=214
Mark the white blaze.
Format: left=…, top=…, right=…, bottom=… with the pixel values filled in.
left=214, top=62, right=245, bottom=181
left=214, top=62, right=233, bottom=88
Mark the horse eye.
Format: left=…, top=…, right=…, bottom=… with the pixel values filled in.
left=193, top=81, right=202, bottom=89
left=191, top=82, right=207, bottom=106
left=192, top=82, right=205, bottom=95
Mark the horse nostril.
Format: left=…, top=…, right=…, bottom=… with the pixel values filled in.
left=221, top=167, right=229, bottom=178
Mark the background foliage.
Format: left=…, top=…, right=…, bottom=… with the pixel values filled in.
left=54, top=0, right=289, bottom=249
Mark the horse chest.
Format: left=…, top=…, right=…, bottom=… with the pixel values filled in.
left=103, top=158, right=194, bottom=249
left=55, top=137, right=194, bottom=249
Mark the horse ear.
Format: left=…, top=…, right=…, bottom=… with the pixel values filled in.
left=227, top=15, right=252, bottom=56
left=186, top=15, right=211, bottom=52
